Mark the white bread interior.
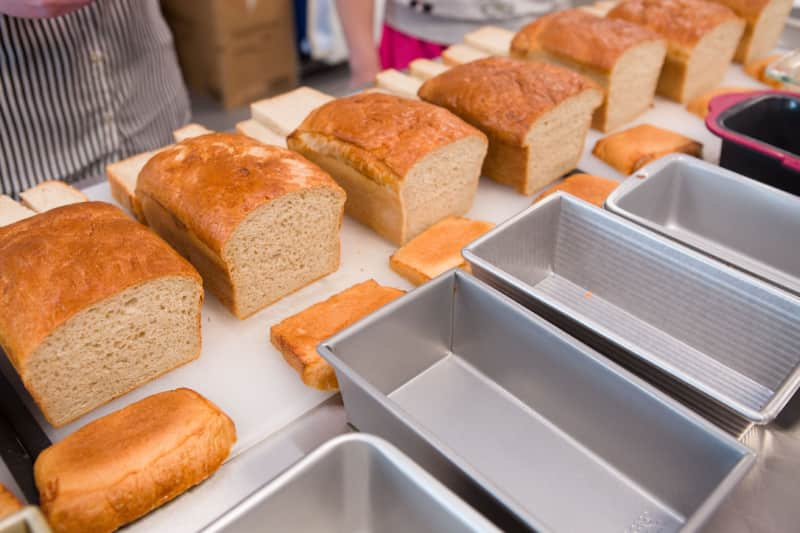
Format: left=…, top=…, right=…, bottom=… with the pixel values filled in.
left=464, top=26, right=514, bottom=56
left=20, top=181, right=88, bottom=213
left=106, top=150, right=163, bottom=222
left=736, top=0, right=793, bottom=63
left=442, top=44, right=490, bottom=66
left=0, top=195, right=36, bottom=227
left=409, top=59, right=450, bottom=80
left=251, top=87, right=333, bottom=136
left=26, top=276, right=202, bottom=427
left=375, top=69, right=423, bottom=100
left=172, top=123, right=213, bottom=143
left=235, top=119, right=287, bottom=147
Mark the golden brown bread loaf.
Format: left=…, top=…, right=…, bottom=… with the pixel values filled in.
left=389, top=217, right=494, bottom=286
left=137, top=133, right=346, bottom=319
left=35, top=388, right=236, bottom=533
left=708, top=0, right=792, bottom=63
left=533, top=173, right=619, bottom=207
left=288, top=92, right=487, bottom=245
left=0, top=484, right=22, bottom=520
left=608, top=0, right=745, bottom=103
left=511, top=9, right=667, bottom=131
left=271, top=280, right=404, bottom=390
left=418, top=57, right=603, bottom=195
left=0, top=203, right=203, bottom=427
left=593, top=124, right=703, bottom=175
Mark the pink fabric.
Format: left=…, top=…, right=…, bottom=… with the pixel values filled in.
left=379, top=24, right=446, bottom=70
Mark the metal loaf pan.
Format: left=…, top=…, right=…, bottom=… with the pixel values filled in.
left=202, top=433, right=500, bottom=533
left=607, top=155, right=800, bottom=296
left=463, top=194, right=800, bottom=426
left=0, top=507, right=51, bottom=533
left=319, top=271, right=754, bottom=533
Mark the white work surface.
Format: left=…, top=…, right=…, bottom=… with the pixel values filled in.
left=0, top=65, right=780, bottom=532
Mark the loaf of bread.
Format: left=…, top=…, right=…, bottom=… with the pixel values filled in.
left=106, top=150, right=163, bottom=222
left=608, top=0, right=745, bottom=103
left=0, top=484, right=22, bottom=520
left=271, top=280, right=404, bottom=390
left=709, top=0, right=792, bottom=63
left=533, top=173, right=619, bottom=207
left=0, top=195, right=35, bottom=227
left=593, top=124, right=703, bottom=174
left=235, top=119, right=287, bottom=147
left=20, top=181, right=88, bottom=213
left=389, top=217, right=493, bottom=286
left=686, top=86, right=755, bottom=117
left=0, top=203, right=202, bottom=427
left=288, top=92, right=487, bottom=245
left=418, top=57, right=603, bottom=195
left=35, top=388, right=235, bottom=533
left=138, top=133, right=346, bottom=319
left=511, top=9, right=667, bottom=131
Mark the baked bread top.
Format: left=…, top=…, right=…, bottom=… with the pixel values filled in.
left=418, top=57, right=600, bottom=146
left=608, top=0, right=740, bottom=53
left=137, top=133, right=344, bottom=255
left=511, top=9, right=663, bottom=73
left=289, top=92, right=486, bottom=187
left=0, top=202, right=199, bottom=369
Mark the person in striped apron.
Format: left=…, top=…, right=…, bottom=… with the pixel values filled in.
left=0, top=0, right=190, bottom=198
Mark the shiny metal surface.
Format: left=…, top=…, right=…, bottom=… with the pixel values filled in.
left=0, top=507, right=51, bottom=533
left=320, top=271, right=753, bottom=533
left=202, top=433, right=499, bottom=533
left=606, top=155, right=800, bottom=296
left=464, top=195, right=800, bottom=426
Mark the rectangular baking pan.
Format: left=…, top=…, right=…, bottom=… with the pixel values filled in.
left=606, top=154, right=800, bottom=296
left=319, top=271, right=754, bottom=533
left=463, top=194, right=800, bottom=426
left=0, top=507, right=51, bottom=533
left=202, top=433, right=500, bottom=533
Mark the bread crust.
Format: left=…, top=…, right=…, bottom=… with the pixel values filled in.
left=709, top=0, right=771, bottom=21
left=592, top=124, right=703, bottom=175
left=418, top=57, right=600, bottom=146
left=0, top=202, right=201, bottom=373
left=270, top=280, right=404, bottom=390
left=34, top=388, right=236, bottom=533
left=533, top=174, right=619, bottom=207
left=288, top=92, right=486, bottom=187
left=0, top=484, right=21, bottom=520
left=511, top=9, right=663, bottom=73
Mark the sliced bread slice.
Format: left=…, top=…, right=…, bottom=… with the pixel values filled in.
left=235, top=119, right=287, bottom=147
left=375, top=69, right=423, bottom=100
left=20, top=181, right=88, bottom=213
left=173, top=123, right=213, bottom=142
left=0, top=195, right=36, bottom=227
left=106, top=150, right=163, bottom=222
left=686, top=87, right=755, bottom=117
left=442, top=44, right=490, bottom=66
left=409, top=59, right=450, bottom=80
left=251, top=87, right=333, bottom=136
left=463, top=26, right=514, bottom=56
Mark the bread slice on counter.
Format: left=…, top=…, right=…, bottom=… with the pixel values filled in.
left=19, top=181, right=88, bottom=213
left=533, top=173, right=619, bottom=207
left=35, top=388, right=235, bottom=533
left=288, top=92, right=487, bottom=245
left=608, top=0, right=745, bottom=103
left=235, top=119, right=287, bottom=147
left=0, top=195, right=35, bottom=227
left=251, top=87, right=333, bottom=136
left=172, top=123, right=213, bottom=142
left=137, top=133, right=346, bottom=319
left=593, top=124, right=703, bottom=175
left=418, top=57, right=603, bottom=195
left=375, top=69, right=423, bottom=99
left=271, top=280, right=404, bottom=390
left=0, top=484, right=22, bottom=520
left=0, top=202, right=203, bottom=427
left=686, top=86, right=755, bottom=117
left=463, top=26, right=513, bottom=56
left=511, top=10, right=667, bottom=132
left=709, top=0, right=793, bottom=64
left=408, top=58, right=450, bottom=80
left=442, top=43, right=490, bottom=66
left=106, top=149, right=164, bottom=222
left=389, top=217, right=494, bottom=286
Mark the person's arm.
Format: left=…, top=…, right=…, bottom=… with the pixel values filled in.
left=0, top=0, right=92, bottom=18
left=336, top=0, right=380, bottom=88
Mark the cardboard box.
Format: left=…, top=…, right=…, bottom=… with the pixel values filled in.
left=161, top=0, right=299, bottom=108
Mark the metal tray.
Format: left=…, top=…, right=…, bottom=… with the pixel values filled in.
left=463, top=194, right=800, bottom=426
left=201, top=433, right=500, bottom=533
left=319, top=271, right=754, bottom=533
left=0, top=507, right=51, bottom=533
left=606, top=154, right=800, bottom=296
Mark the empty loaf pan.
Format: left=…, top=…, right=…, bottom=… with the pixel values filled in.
left=606, top=154, right=800, bottom=296
left=463, top=195, right=800, bottom=426
left=319, top=271, right=754, bottom=533
left=202, top=434, right=500, bottom=533
left=0, top=507, right=51, bottom=533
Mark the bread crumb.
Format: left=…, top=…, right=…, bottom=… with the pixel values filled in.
left=585, top=291, right=593, bottom=298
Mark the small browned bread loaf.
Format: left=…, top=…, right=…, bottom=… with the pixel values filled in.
left=533, top=174, right=620, bottom=207
left=271, top=280, right=404, bottom=390
left=389, top=217, right=494, bottom=286
left=0, top=484, right=22, bottom=520
left=708, top=0, right=793, bottom=64
left=288, top=92, right=488, bottom=245
left=686, top=86, right=756, bottom=117
left=593, top=124, right=703, bottom=175
left=608, top=0, right=745, bottom=103
left=418, top=57, right=603, bottom=195
left=511, top=9, right=667, bottom=131
left=35, top=388, right=236, bottom=533
left=137, top=133, right=346, bottom=319
left=0, top=202, right=203, bottom=427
